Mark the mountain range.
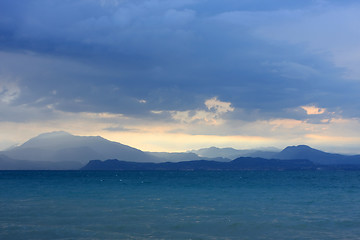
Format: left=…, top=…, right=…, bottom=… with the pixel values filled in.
left=1, top=131, right=360, bottom=170
left=82, top=158, right=315, bottom=171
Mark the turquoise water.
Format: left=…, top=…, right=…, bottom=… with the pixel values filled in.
left=1, top=170, right=360, bottom=239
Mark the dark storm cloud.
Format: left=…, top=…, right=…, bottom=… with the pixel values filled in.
left=1, top=0, right=360, bottom=120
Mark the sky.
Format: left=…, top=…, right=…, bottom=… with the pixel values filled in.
left=1, top=0, right=360, bottom=153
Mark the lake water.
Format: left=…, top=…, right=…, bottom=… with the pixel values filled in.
left=1, top=170, right=360, bottom=239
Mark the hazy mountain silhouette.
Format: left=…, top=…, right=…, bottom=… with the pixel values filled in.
left=189, top=146, right=280, bottom=159
left=274, top=145, right=360, bottom=165
left=147, top=151, right=230, bottom=162
left=178, top=145, right=360, bottom=165
left=2, top=132, right=360, bottom=170
left=82, top=157, right=315, bottom=171
left=146, top=152, right=202, bottom=162
left=0, top=131, right=162, bottom=168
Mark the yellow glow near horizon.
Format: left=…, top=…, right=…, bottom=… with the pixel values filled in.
left=99, top=131, right=275, bottom=152
left=305, top=134, right=360, bottom=143
left=1, top=109, right=360, bottom=154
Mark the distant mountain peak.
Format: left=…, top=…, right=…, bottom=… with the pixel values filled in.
left=273, top=144, right=360, bottom=165
left=1, top=131, right=163, bottom=166
left=35, top=131, right=73, bottom=139
left=282, top=145, right=319, bottom=153
left=296, top=145, right=310, bottom=148
left=285, top=145, right=310, bottom=148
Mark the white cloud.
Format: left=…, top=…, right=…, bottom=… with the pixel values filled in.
left=205, top=97, right=234, bottom=114
left=301, top=105, right=326, bottom=115
left=171, top=97, right=234, bottom=125
left=0, top=77, right=21, bottom=104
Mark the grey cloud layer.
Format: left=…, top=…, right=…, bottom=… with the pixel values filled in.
left=1, top=0, right=359, bottom=121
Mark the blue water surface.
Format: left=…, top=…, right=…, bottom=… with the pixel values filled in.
left=1, top=170, right=360, bottom=239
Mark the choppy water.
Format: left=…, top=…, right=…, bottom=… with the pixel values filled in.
left=1, top=170, right=360, bottom=239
